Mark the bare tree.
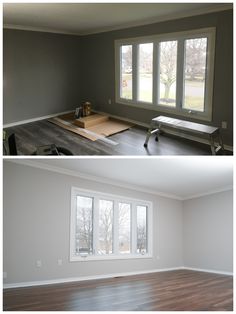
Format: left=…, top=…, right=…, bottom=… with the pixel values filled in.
left=76, top=207, right=93, bottom=254
left=139, top=45, right=153, bottom=73
left=185, top=38, right=207, bottom=80
left=118, top=203, right=131, bottom=252
left=160, top=41, right=177, bottom=101
left=99, top=205, right=113, bottom=254
left=122, top=46, right=132, bottom=72
left=137, top=225, right=147, bottom=253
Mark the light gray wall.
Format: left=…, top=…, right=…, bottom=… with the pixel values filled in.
left=80, top=9, right=233, bottom=146
left=183, top=190, right=233, bottom=273
left=3, top=161, right=183, bottom=284
left=3, top=29, right=81, bottom=124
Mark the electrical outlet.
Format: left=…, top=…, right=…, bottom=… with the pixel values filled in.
left=57, top=259, right=63, bottom=266
left=108, top=99, right=112, bottom=105
left=222, top=121, right=227, bottom=129
left=36, top=260, right=42, bottom=268
left=3, top=272, right=7, bottom=279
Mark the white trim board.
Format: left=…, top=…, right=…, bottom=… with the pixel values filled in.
left=3, top=267, right=184, bottom=289
left=5, top=159, right=233, bottom=201
left=183, top=267, right=233, bottom=276
left=3, top=266, right=233, bottom=289
left=5, top=159, right=182, bottom=201
left=3, top=109, right=74, bottom=129
left=181, top=185, right=233, bottom=201
left=3, top=109, right=233, bottom=152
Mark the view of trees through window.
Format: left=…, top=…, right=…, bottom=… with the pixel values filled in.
left=159, top=41, right=177, bottom=107
left=118, top=203, right=131, bottom=254
left=121, top=45, right=132, bottom=99
left=74, top=194, right=150, bottom=257
left=183, top=38, right=207, bottom=112
left=137, top=205, right=147, bottom=253
left=76, top=196, right=93, bottom=255
left=98, top=200, right=113, bottom=255
left=119, top=36, right=208, bottom=112
left=138, top=43, right=153, bottom=103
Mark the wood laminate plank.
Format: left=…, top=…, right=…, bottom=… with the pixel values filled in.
left=3, top=270, right=233, bottom=311
left=4, top=120, right=231, bottom=155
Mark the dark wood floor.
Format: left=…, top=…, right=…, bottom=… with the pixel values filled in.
left=3, top=270, right=233, bottom=311
left=4, top=120, right=230, bottom=155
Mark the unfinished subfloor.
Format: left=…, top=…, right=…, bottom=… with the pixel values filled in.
left=4, top=120, right=231, bottom=155
left=3, top=270, right=233, bottom=311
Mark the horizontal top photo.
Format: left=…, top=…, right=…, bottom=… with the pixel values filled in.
left=3, top=3, right=233, bottom=156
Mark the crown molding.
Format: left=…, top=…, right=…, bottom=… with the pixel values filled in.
left=4, top=159, right=232, bottom=201
left=182, top=185, right=233, bottom=201
left=81, top=4, right=233, bottom=36
left=4, top=159, right=183, bottom=200
left=3, top=24, right=80, bottom=36
left=3, top=4, right=232, bottom=36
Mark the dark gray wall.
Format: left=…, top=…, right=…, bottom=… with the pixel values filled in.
left=3, top=29, right=81, bottom=124
left=80, top=9, right=233, bottom=146
left=3, top=9, right=233, bottom=145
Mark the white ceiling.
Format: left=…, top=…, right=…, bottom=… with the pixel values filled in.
left=3, top=3, right=232, bottom=35
left=13, top=158, right=233, bottom=200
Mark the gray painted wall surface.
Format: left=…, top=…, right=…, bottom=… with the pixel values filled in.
left=80, top=9, right=233, bottom=146
left=183, top=190, right=233, bottom=273
left=3, top=10, right=233, bottom=145
left=3, top=162, right=183, bottom=284
left=3, top=29, right=81, bottom=124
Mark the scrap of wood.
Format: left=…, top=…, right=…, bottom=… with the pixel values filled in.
left=49, top=117, right=99, bottom=141
left=48, top=113, right=134, bottom=142
left=74, top=114, right=109, bottom=128
left=88, top=118, right=134, bottom=136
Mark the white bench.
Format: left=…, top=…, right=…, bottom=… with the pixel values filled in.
left=144, top=115, right=224, bottom=155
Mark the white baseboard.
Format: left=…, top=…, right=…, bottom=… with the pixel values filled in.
left=3, top=266, right=233, bottom=289
left=3, top=109, right=233, bottom=152
left=3, top=266, right=184, bottom=289
left=183, top=266, right=233, bottom=276
left=3, top=110, right=74, bottom=128
left=93, top=109, right=233, bottom=152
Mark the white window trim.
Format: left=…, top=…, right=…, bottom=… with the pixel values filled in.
left=70, top=187, right=153, bottom=262
left=115, top=27, right=216, bottom=122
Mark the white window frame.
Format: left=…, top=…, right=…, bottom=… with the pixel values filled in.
left=115, top=27, right=216, bottom=122
left=70, top=187, right=153, bottom=262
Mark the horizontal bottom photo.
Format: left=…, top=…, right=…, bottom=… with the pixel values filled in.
left=3, top=157, right=233, bottom=311
left=3, top=158, right=233, bottom=311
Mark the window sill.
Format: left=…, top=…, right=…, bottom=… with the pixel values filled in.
left=70, top=254, right=153, bottom=262
left=116, top=99, right=212, bottom=122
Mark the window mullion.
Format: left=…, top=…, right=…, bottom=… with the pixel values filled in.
left=153, top=41, right=158, bottom=105
left=113, top=200, right=119, bottom=255
left=176, top=38, right=184, bottom=111
left=132, top=44, right=138, bottom=102
left=93, top=196, right=99, bottom=255
left=131, top=202, right=137, bottom=254
left=70, top=192, right=77, bottom=258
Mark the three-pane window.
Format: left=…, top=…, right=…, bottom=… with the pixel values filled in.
left=71, top=187, right=152, bottom=261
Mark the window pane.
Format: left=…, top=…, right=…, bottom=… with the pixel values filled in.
left=137, top=205, right=147, bottom=254
left=121, top=45, right=132, bottom=100
left=183, top=38, right=207, bottom=112
left=159, top=41, right=177, bottom=107
left=76, top=196, right=93, bottom=255
left=118, top=203, right=131, bottom=254
left=98, top=200, right=113, bottom=255
left=138, top=43, right=153, bottom=103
